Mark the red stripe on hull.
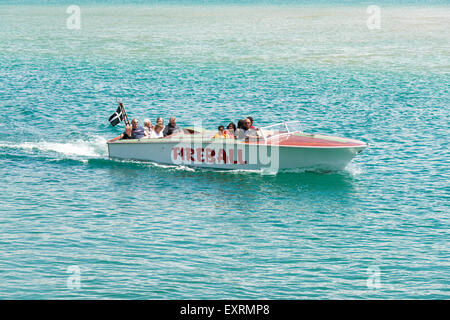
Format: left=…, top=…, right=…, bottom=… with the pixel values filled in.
left=248, top=135, right=364, bottom=147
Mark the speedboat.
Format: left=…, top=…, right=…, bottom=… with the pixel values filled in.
left=107, top=121, right=367, bottom=172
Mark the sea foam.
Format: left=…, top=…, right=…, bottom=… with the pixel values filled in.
left=0, top=137, right=108, bottom=158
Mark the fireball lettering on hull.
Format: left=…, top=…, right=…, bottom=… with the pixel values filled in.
left=205, top=148, right=215, bottom=163
left=196, top=148, right=204, bottom=163
left=217, top=149, right=227, bottom=164
left=237, top=149, right=246, bottom=165
left=187, top=148, right=194, bottom=161
left=171, top=147, right=247, bottom=165
left=172, top=147, right=179, bottom=161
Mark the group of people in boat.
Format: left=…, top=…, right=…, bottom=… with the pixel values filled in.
left=108, top=116, right=182, bottom=142
left=212, top=117, right=258, bottom=139
left=108, top=116, right=258, bottom=142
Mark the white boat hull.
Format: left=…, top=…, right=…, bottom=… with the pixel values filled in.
left=107, top=137, right=366, bottom=171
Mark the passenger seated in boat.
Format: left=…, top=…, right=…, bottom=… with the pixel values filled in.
left=226, top=122, right=236, bottom=137
left=163, top=117, right=181, bottom=137
left=156, top=117, right=164, bottom=127
left=143, top=119, right=153, bottom=137
left=150, top=124, right=164, bottom=138
left=234, top=119, right=246, bottom=139
left=247, top=116, right=257, bottom=130
left=213, top=125, right=231, bottom=139
left=107, top=125, right=133, bottom=142
left=122, top=126, right=133, bottom=139
left=246, top=118, right=259, bottom=137
left=131, top=118, right=147, bottom=139
left=235, top=118, right=257, bottom=140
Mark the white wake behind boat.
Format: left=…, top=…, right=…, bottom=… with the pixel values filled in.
left=107, top=121, right=367, bottom=172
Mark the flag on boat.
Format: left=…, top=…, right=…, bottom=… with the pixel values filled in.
left=108, top=106, right=123, bottom=126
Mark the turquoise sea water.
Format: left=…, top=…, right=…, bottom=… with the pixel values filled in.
left=0, top=1, right=449, bottom=299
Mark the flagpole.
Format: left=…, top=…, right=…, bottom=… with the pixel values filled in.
left=120, top=102, right=130, bottom=126
left=117, top=98, right=130, bottom=126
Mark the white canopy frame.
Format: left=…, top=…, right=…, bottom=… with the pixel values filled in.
left=259, top=121, right=303, bottom=141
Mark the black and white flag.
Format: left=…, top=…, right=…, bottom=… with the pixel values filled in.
left=108, top=106, right=123, bottom=126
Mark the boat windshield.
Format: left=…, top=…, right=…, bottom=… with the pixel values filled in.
left=260, top=121, right=303, bottom=140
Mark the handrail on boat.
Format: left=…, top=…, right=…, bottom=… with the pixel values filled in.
left=259, top=120, right=303, bottom=141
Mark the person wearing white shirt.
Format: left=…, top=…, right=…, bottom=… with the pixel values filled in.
left=143, top=119, right=153, bottom=137
left=150, top=124, right=164, bottom=138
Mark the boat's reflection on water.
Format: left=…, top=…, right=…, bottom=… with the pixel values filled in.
left=95, top=157, right=361, bottom=198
